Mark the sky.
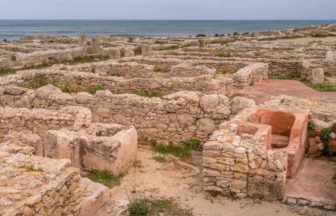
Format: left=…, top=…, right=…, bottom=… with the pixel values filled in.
left=0, top=0, right=335, bottom=20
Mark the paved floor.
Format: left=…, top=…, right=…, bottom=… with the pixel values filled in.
left=232, top=79, right=336, bottom=104
left=285, top=158, right=336, bottom=204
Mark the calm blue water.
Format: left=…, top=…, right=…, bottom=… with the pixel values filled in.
left=1, top=20, right=336, bottom=41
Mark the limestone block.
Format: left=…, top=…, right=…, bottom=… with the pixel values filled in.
left=310, top=68, right=324, bottom=84
left=142, top=44, right=152, bottom=57
left=3, top=132, right=43, bottom=156
left=230, top=97, right=256, bottom=115
left=44, top=124, right=138, bottom=174
left=198, top=39, right=205, bottom=48
left=78, top=178, right=111, bottom=216
left=35, top=84, right=62, bottom=100
left=79, top=34, right=87, bottom=55
left=124, top=49, right=135, bottom=57
left=110, top=48, right=121, bottom=60
left=91, top=36, right=101, bottom=54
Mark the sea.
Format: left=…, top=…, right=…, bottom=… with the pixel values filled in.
left=1, top=20, right=336, bottom=41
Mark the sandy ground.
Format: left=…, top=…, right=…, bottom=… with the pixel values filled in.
left=110, top=148, right=336, bottom=216
left=276, top=36, right=336, bottom=45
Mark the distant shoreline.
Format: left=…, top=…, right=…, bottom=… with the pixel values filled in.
left=1, top=20, right=336, bottom=41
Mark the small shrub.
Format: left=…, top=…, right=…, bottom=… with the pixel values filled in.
left=312, top=34, right=336, bottom=38
left=281, top=98, right=285, bottom=103
left=11, top=55, right=16, bottom=61
left=308, top=121, right=316, bottom=130
left=89, top=83, right=104, bottom=95
left=82, top=169, right=126, bottom=189
left=183, top=137, right=202, bottom=151
left=249, top=81, right=254, bottom=86
left=255, top=52, right=264, bottom=56
left=196, top=34, right=206, bottom=37
left=320, top=128, right=332, bottom=157
left=218, top=53, right=231, bottom=58
left=129, top=199, right=150, bottom=216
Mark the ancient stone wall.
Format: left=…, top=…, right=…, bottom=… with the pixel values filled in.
left=57, top=61, right=155, bottom=78
left=0, top=140, right=83, bottom=216
left=0, top=70, right=233, bottom=96
left=170, top=63, right=216, bottom=77
left=7, top=47, right=84, bottom=69
left=0, top=86, right=232, bottom=144
left=232, top=63, right=269, bottom=88
left=203, top=107, right=287, bottom=201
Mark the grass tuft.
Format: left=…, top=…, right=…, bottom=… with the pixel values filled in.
left=218, top=53, right=231, bottom=58
left=151, top=156, right=167, bottom=163
left=81, top=169, right=127, bottom=189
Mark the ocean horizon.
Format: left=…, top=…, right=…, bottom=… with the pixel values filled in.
left=1, top=20, right=336, bottom=41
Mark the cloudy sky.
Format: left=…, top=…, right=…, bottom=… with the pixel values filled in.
left=0, top=0, right=335, bottom=20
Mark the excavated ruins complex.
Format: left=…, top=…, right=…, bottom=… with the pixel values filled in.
left=0, top=23, right=336, bottom=215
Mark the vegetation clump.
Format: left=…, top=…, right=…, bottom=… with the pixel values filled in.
left=218, top=52, right=231, bottom=58
left=81, top=169, right=127, bottom=189
left=196, top=34, right=206, bottom=37
left=152, top=138, right=202, bottom=159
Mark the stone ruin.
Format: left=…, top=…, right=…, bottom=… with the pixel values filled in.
left=0, top=22, right=336, bottom=215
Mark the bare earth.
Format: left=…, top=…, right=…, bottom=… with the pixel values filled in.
left=111, top=148, right=336, bottom=216
left=232, top=79, right=336, bottom=104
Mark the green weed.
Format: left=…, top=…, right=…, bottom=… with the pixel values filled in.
left=218, top=53, right=231, bottom=58
left=82, top=169, right=127, bottom=189
left=89, top=83, right=104, bottom=95
left=151, top=156, right=167, bottom=163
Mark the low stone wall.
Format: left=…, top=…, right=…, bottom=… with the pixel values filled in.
left=170, top=63, right=216, bottom=77
left=203, top=107, right=287, bottom=201
left=0, top=85, right=232, bottom=143
left=122, top=57, right=184, bottom=70
left=0, top=69, right=233, bottom=96
left=0, top=140, right=83, bottom=216
left=0, top=105, right=90, bottom=144
left=57, top=60, right=155, bottom=78
left=7, top=47, right=84, bottom=69
left=232, top=63, right=269, bottom=88
left=0, top=139, right=129, bottom=216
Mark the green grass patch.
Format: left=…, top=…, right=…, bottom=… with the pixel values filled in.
left=89, top=83, right=105, bottom=94
left=153, top=68, right=170, bottom=73
left=312, top=34, right=336, bottom=38
left=218, top=52, right=231, bottom=58
left=81, top=169, right=127, bottom=189
left=128, top=191, right=192, bottom=216
left=269, top=74, right=297, bottom=80
left=151, top=156, right=167, bottom=163
left=133, top=91, right=164, bottom=98
left=305, top=82, right=336, bottom=92
left=159, top=45, right=179, bottom=51
left=155, top=41, right=168, bottom=45
left=152, top=138, right=202, bottom=159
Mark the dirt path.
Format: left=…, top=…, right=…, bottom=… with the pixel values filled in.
left=110, top=148, right=336, bottom=216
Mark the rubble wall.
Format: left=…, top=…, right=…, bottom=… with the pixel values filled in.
left=0, top=86, right=232, bottom=143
